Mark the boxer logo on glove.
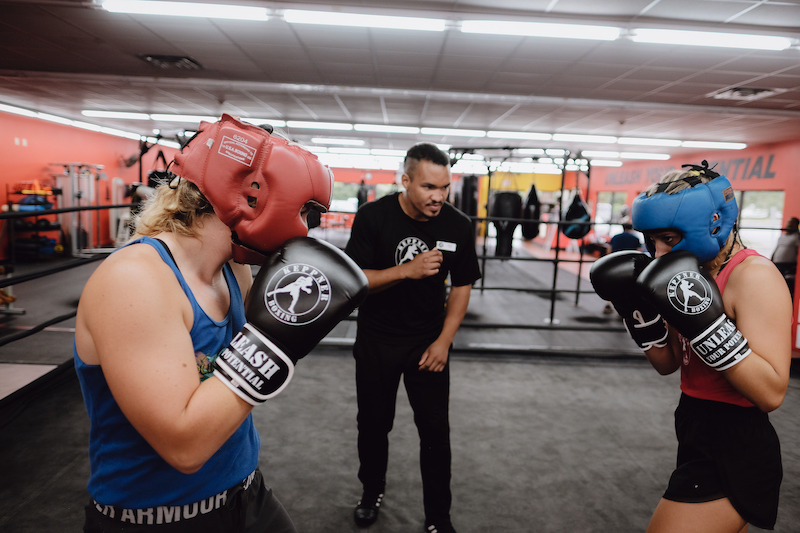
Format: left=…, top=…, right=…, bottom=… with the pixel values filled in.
left=214, top=237, right=369, bottom=405
left=636, top=250, right=750, bottom=371
left=666, top=271, right=712, bottom=315
left=264, top=264, right=331, bottom=325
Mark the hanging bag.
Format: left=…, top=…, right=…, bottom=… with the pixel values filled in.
left=521, top=183, right=541, bottom=240
left=562, top=192, right=591, bottom=239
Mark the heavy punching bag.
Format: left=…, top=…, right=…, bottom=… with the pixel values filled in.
left=490, top=191, right=522, bottom=257
left=562, top=192, right=591, bottom=240
left=460, top=174, right=479, bottom=235
left=521, top=183, right=541, bottom=240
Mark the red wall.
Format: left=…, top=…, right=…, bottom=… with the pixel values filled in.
left=586, top=142, right=800, bottom=210
left=1, top=112, right=178, bottom=256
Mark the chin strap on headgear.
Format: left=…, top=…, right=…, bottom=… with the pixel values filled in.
left=172, top=114, right=333, bottom=264
left=631, top=161, right=738, bottom=263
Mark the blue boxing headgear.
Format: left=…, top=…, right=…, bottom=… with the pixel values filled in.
left=631, top=166, right=738, bottom=263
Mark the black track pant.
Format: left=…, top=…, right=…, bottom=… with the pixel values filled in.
left=354, top=335, right=452, bottom=524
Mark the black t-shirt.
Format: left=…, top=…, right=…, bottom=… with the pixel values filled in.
left=345, top=193, right=481, bottom=341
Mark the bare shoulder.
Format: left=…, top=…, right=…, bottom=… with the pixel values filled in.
left=725, top=252, right=792, bottom=317
left=76, top=243, right=191, bottom=364
left=82, top=243, right=179, bottom=302
left=730, top=252, right=785, bottom=288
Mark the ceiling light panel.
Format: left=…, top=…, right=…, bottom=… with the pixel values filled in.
left=283, top=10, right=446, bottom=31
left=312, top=137, right=365, bottom=145
left=421, top=127, right=487, bottom=137
left=102, top=0, right=270, bottom=20
left=460, top=20, right=620, bottom=41
left=631, top=28, right=793, bottom=50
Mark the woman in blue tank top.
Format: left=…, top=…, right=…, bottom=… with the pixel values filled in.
left=74, top=176, right=297, bottom=533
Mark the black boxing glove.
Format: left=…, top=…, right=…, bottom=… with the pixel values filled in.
left=590, top=251, right=668, bottom=351
left=214, top=237, right=369, bottom=404
left=636, top=250, right=750, bottom=371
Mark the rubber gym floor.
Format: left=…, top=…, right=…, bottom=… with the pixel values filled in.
left=2, top=233, right=800, bottom=533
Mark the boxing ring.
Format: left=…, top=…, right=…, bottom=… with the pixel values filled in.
left=4, top=201, right=800, bottom=533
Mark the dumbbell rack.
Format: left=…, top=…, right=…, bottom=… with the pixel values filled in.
left=4, top=183, right=63, bottom=262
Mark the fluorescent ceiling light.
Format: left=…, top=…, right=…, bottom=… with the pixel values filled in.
left=553, top=133, right=617, bottom=144
left=620, top=152, right=670, bottom=160
left=532, top=164, right=564, bottom=175
left=0, top=103, right=37, bottom=118
left=582, top=150, right=619, bottom=158
left=99, top=126, right=143, bottom=140
left=72, top=121, right=104, bottom=132
left=545, top=149, right=567, bottom=156
left=590, top=160, right=624, bottom=167
left=354, top=124, right=420, bottom=134
left=318, top=153, right=404, bottom=171
left=681, top=140, right=747, bottom=150
left=461, top=20, right=620, bottom=41
left=287, top=120, right=353, bottom=131
left=150, top=114, right=217, bottom=123
left=370, top=149, right=407, bottom=156
left=101, top=0, right=269, bottom=20
left=158, top=139, right=182, bottom=149
left=617, top=137, right=682, bottom=147
left=583, top=150, right=669, bottom=160
left=82, top=110, right=150, bottom=120
left=327, top=147, right=371, bottom=155
left=242, top=118, right=287, bottom=128
left=516, top=148, right=546, bottom=156
left=283, top=10, right=445, bottom=31
left=421, top=127, right=486, bottom=137
left=487, top=131, right=552, bottom=141
left=37, top=112, right=74, bottom=126
left=631, top=28, right=792, bottom=51
left=312, top=137, right=365, bottom=146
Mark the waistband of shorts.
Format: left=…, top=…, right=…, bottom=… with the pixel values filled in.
left=90, top=469, right=260, bottom=526
left=679, top=392, right=764, bottom=417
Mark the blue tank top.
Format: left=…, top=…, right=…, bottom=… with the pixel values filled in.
left=74, top=236, right=260, bottom=507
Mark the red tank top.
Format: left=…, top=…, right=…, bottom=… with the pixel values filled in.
left=679, top=248, right=761, bottom=407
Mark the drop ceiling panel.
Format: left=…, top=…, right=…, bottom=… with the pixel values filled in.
left=0, top=0, right=798, bottom=157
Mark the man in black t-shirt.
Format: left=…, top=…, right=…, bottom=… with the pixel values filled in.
left=345, top=143, right=481, bottom=533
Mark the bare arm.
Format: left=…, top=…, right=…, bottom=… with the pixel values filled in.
left=643, top=329, right=683, bottom=375
left=419, top=283, right=472, bottom=372
left=364, top=248, right=443, bottom=293
left=75, top=246, right=252, bottom=474
left=720, top=257, right=792, bottom=412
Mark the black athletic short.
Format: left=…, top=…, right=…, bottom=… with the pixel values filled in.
left=663, top=393, right=782, bottom=530
left=83, top=468, right=297, bottom=533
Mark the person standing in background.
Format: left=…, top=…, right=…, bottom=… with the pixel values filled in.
left=344, top=142, right=481, bottom=533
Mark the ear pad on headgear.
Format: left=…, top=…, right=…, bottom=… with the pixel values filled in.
left=172, top=114, right=333, bottom=262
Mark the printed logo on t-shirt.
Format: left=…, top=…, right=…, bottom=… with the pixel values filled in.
left=395, top=237, right=429, bottom=265
left=666, top=271, right=713, bottom=315
left=263, top=263, right=331, bottom=325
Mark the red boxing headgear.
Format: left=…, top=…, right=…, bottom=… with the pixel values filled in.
left=172, top=114, right=333, bottom=264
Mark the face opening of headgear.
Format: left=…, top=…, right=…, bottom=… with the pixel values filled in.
left=631, top=160, right=738, bottom=263
left=170, top=114, right=334, bottom=264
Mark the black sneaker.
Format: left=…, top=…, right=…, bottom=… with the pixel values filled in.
left=426, top=522, right=456, bottom=533
left=354, top=490, right=384, bottom=527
